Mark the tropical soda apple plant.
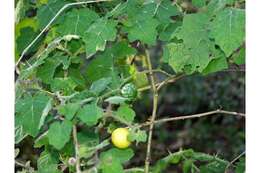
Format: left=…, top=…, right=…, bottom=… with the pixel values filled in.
left=15, top=0, right=245, bottom=172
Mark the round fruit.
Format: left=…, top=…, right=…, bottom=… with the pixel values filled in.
left=121, top=83, right=137, bottom=100
left=111, top=128, right=131, bottom=149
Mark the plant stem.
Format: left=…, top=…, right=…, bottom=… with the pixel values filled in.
left=138, top=109, right=245, bottom=128
left=144, top=50, right=158, bottom=173
left=99, top=89, right=120, bottom=101
left=138, top=69, right=172, bottom=77
left=225, top=151, right=245, bottom=173
left=86, top=139, right=110, bottom=152
left=156, top=74, right=185, bottom=91
left=125, top=168, right=144, bottom=172
left=138, top=74, right=184, bottom=92
left=72, top=125, right=81, bottom=173
left=15, top=160, right=27, bottom=168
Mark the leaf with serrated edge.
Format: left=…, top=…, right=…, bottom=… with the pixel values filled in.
left=47, top=120, right=73, bottom=150
left=37, top=0, right=66, bottom=30
left=116, top=105, right=136, bottom=123
left=210, top=8, right=245, bottom=57
left=57, top=103, right=80, bottom=120
left=77, top=103, right=103, bottom=126
left=57, top=8, right=99, bottom=36
left=15, top=93, right=52, bottom=137
left=83, top=19, right=117, bottom=57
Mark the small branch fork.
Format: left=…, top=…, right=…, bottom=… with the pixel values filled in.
left=144, top=50, right=159, bottom=173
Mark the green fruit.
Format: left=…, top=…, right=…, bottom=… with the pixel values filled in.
left=121, top=83, right=137, bottom=100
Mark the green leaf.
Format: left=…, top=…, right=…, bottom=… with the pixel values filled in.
left=209, top=8, right=245, bottom=57
left=206, top=0, right=235, bottom=16
left=192, top=0, right=206, bottom=8
left=143, top=0, right=179, bottom=24
left=77, top=103, right=103, bottom=126
left=77, top=131, right=99, bottom=158
left=203, top=57, right=228, bottom=75
left=202, top=50, right=228, bottom=75
left=57, top=8, right=99, bottom=36
left=153, top=149, right=229, bottom=173
left=128, top=129, right=147, bottom=143
left=37, top=149, right=61, bottom=173
left=100, top=148, right=134, bottom=173
left=48, top=120, right=72, bottom=150
left=153, top=149, right=194, bottom=173
left=15, top=93, right=52, bottom=137
left=50, top=77, right=77, bottom=95
left=200, top=161, right=228, bottom=173
left=16, top=27, right=38, bottom=54
left=235, top=157, right=245, bottom=173
left=15, top=115, right=28, bottom=144
left=18, top=39, right=62, bottom=80
left=15, top=18, right=38, bottom=38
left=85, top=41, right=136, bottom=88
left=37, top=59, right=60, bottom=84
left=68, top=66, right=86, bottom=88
left=37, top=0, right=66, bottom=30
left=165, top=42, right=213, bottom=74
left=154, top=0, right=179, bottom=23
left=116, top=105, right=136, bottom=123
left=105, top=96, right=128, bottom=105
left=159, top=21, right=182, bottom=42
left=100, top=159, right=124, bottom=173
left=165, top=13, right=215, bottom=73
left=70, top=89, right=95, bottom=102
left=232, top=47, right=245, bottom=65
left=34, top=132, right=49, bottom=148
left=83, top=18, right=118, bottom=57
left=123, top=13, right=159, bottom=45
left=101, top=148, right=134, bottom=163
left=90, top=77, right=112, bottom=96
left=175, top=13, right=210, bottom=48
left=15, top=0, right=32, bottom=24
left=183, top=159, right=193, bottom=173
left=57, top=103, right=80, bottom=120
left=36, top=55, right=69, bottom=84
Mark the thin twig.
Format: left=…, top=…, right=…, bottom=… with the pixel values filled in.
left=99, top=89, right=120, bottom=101
left=125, top=168, right=144, bottom=172
left=15, top=160, right=27, bottom=168
left=16, top=0, right=111, bottom=67
left=138, top=69, right=173, bottom=77
left=225, top=151, right=245, bottom=173
left=73, top=125, right=81, bottom=173
left=137, top=109, right=245, bottom=128
left=86, top=139, right=110, bottom=152
left=144, top=50, right=159, bottom=173
left=138, top=74, right=184, bottom=92
left=156, top=74, right=185, bottom=91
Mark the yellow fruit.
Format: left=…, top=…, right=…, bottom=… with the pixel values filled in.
left=111, top=128, right=131, bottom=149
